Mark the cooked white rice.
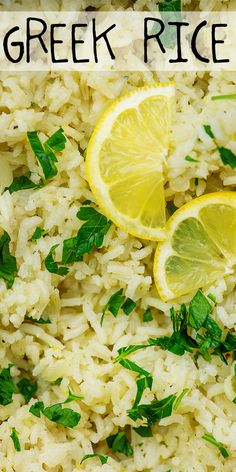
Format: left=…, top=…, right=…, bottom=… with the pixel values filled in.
left=0, top=0, right=236, bottom=471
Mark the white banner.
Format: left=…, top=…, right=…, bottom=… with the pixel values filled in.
left=0, top=11, right=235, bottom=71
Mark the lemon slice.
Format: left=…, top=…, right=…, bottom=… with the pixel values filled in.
left=86, top=83, right=175, bottom=240
left=154, top=192, right=236, bottom=301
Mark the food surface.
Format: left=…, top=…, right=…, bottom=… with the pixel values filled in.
left=1, top=1, right=236, bottom=472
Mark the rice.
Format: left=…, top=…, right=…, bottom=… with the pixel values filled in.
left=0, top=0, right=236, bottom=471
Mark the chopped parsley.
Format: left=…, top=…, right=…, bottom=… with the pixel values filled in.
left=62, top=207, right=111, bottom=265
left=29, top=400, right=81, bottom=428
left=211, top=93, right=236, bottom=101
left=45, top=245, right=69, bottom=276
left=173, top=388, right=189, bottom=410
left=106, top=431, right=133, bottom=457
left=10, top=428, right=21, bottom=451
left=128, top=375, right=153, bottom=420
left=122, top=298, right=136, bottom=315
left=185, top=155, right=199, bottom=163
left=118, top=358, right=151, bottom=379
left=0, top=364, right=16, bottom=406
left=143, top=308, right=153, bottom=322
left=217, top=147, right=236, bottom=169
left=0, top=231, right=17, bottom=288
left=133, top=425, right=153, bottom=437
left=27, top=128, right=66, bottom=180
left=80, top=453, right=108, bottom=465
left=202, top=433, right=229, bottom=458
left=5, top=175, right=42, bottom=194
left=17, top=378, right=37, bottom=402
left=81, top=199, right=92, bottom=206
left=64, top=388, right=83, bottom=404
left=32, top=227, right=48, bottom=241
left=128, top=394, right=177, bottom=424
left=114, top=345, right=149, bottom=364
left=54, top=377, right=62, bottom=385
left=157, top=0, right=182, bottom=49
left=101, top=288, right=125, bottom=325
left=148, top=290, right=236, bottom=364
left=203, top=124, right=215, bottom=139
left=24, top=316, right=51, bottom=324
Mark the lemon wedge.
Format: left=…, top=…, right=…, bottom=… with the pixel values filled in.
left=86, top=83, right=175, bottom=240
left=154, top=192, right=236, bottom=301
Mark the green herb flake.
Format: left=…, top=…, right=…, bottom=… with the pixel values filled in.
left=80, top=453, right=108, bottom=465
left=10, top=427, right=21, bottom=451
left=29, top=400, right=81, bottom=428
left=0, top=364, right=16, bottom=406
left=0, top=231, right=17, bottom=288
left=202, top=433, right=229, bottom=458
left=107, top=431, right=133, bottom=457
left=133, top=425, right=153, bottom=437
left=45, top=244, right=69, bottom=276
left=232, top=397, right=236, bottom=404
left=217, top=146, right=236, bottom=169
left=129, top=394, right=177, bottom=425
left=29, top=400, right=45, bottom=418
left=43, top=403, right=81, bottom=428
left=81, top=199, right=92, bottom=206
left=32, top=227, right=47, bottom=241
left=208, top=293, right=217, bottom=303
left=5, top=175, right=42, bottom=194
left=128, top=375, right=153, bottom=420
left=101, top=288, right=125, bottom=325
left=143, top=308, right=153, bottom=322
left=27, top=128, right=66, bottom=180
left=211, top=93, right=236, bottom=101
left=118, top=358, right=151, bottom=378
left=76, top=207, right=112, bottom=258
left=185, top=155, right=199, bottom=163
left=188, top=290, right=212, bottom=330
left=24, top=316, right=51, bottom=325
left=54, top=377, right=62, bottom=386
left=203, top=124, right=215, bottom=139
left=17, top=378, right=37, bottom=402
left=62, top=237, right=82, bottom=265
left=157, top=0, right=182, bottom=49
left=122, top=298, right=136, bottom=316
left=173, top=388, right=188, bottom=411
left=114, top=345, right=149, bottom=363
left=64, top=388, right=83, bottom=404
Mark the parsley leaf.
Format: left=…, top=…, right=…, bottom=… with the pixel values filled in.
left=32, top=227, right=47, bottom=241
left=27, top=128, right=66, bottom=180
left=30, top=400, right=81, bottom=428
left=217, top=147, right=236, bottom=169
left=43, top=403, right=81, bottom=428
left=158, top=0, right=181, bottom=49
left=130, top=394, right=177, bottom=425
left=5, top=175, right=42, bottom=194
left=29, top=401, right=44, bottom=418
left=211, top=93, right=236, bottom=101
left=54, top=377, right=62, bottom=385
left=62, top=237, right=82, bottom=264
left=64, top=388, right=83, bottom=404
left=114, top=345, right=149, bottom=363
left=107, top=431, right=133, bottom=457
left=45, top=245, right=69, bottom=276
left=101, top=288, right=125, bottom=325
left=173, top=388, right=188, bottom=410
left=188, top=290, right=212, bottom=330
left=143, top=308, right=153, bottom=322
left=203, top=124, right=215, bottom=139
left=76, top=207, right=111, bottom=258
left=133, top=425, right=153, bottom=437
left=17, top=378, right=37, bottom=402
left=0, top=364, right=16, bottom=406
left=80, top=454, right=108, bottom=465
left=10, top=428, right=21, bottom=451
left=185, top=155, right=199, bottom=163
left=202, top=434, right=229, bottom=458
left=122, top=298, right=136, bottom=315
left=81, top=199, right=92, bottom=206
left=24, top=316, right=51, bottom=324
left=128, top=375, right=153, bottom=420
left=118, top=358, right=151, bottom=378
left=0, top=231, right=17, bottom=288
